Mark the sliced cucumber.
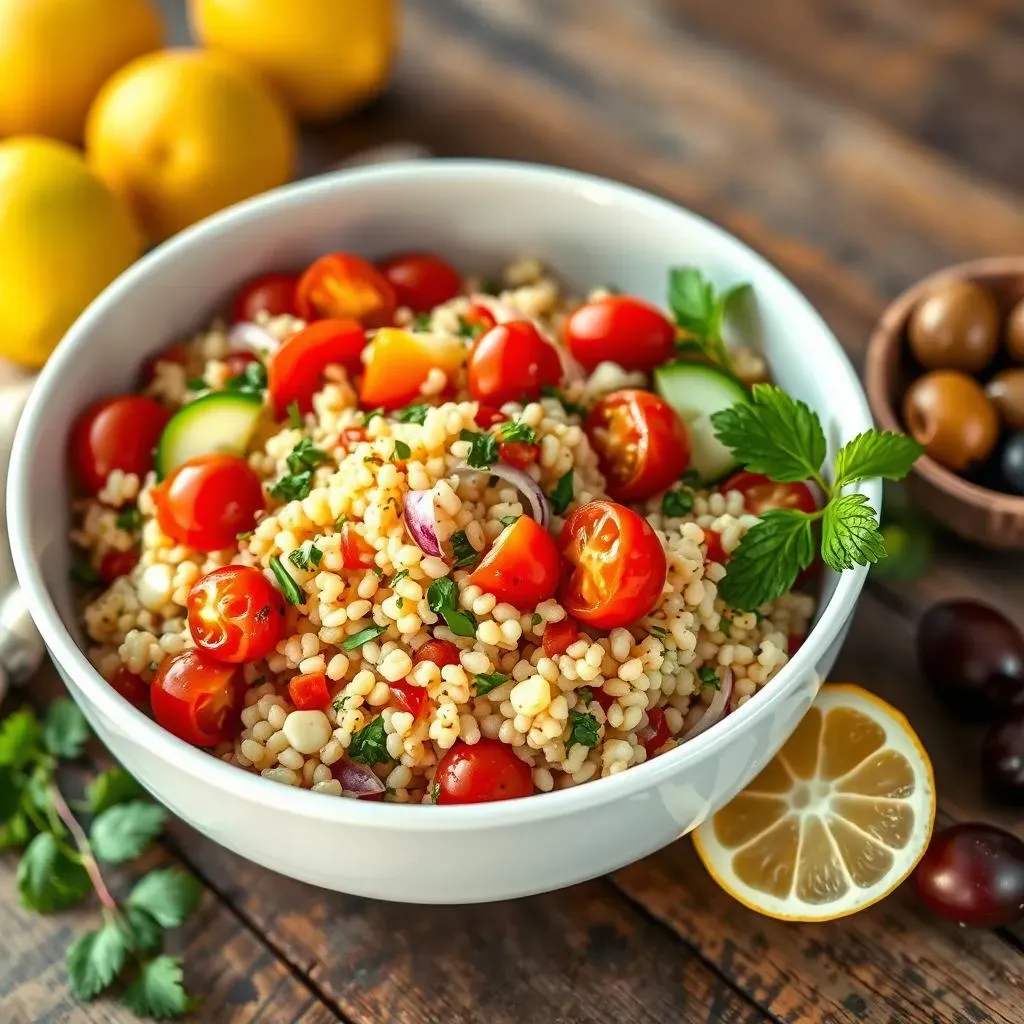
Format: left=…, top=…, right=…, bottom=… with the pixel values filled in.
left=155, top=390, right=264, bottom=478
left=654, top=361, right=749, bottom=482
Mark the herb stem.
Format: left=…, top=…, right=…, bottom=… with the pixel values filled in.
left=49, top=780, right=118, bottom=913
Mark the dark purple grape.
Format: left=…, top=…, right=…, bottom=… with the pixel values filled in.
left=917, top=601, right=1024, bottom=718
left=915, top=822, right=1024, bottom=927
left=982, top=710, right=1024, bottom=804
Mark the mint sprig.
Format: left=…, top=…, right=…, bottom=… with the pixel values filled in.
left=668, top=267, right=751, bottom=375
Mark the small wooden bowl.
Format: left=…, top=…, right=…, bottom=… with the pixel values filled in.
left=865, top=256, right=1024, bottom=549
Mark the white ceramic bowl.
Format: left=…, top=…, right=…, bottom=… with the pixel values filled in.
left=9, top=161, right=877, bottom=903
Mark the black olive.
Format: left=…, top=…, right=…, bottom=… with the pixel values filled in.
left=1001, top=434, right=1024, bottom=495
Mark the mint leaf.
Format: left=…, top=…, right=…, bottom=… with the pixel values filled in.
left=86, top=768, right=146, bottom=815
left=348, top=716, right=390, bottom=765
left=711, top=384, right=826, bottom=484
left=832, top=430, right=923, bottom=490
left=90, top=801, right=166, bottom=864
left=0, top=708, right=42, bottom=768
left=17, top=832, right=91, bottom=913
left=121, top=956, right=191, bottom=1020
left=426, top=577, right=477, bottom=638
left=67, top=922, right=130, bottom=1000
left=548, top=469, right=575, bottom=516
left=567, top=709, right=600, bottom=749
left=821, top=492, right=887, bottom=572
left=42, top=698, right=89, bottom=759
left=661, top=489, right=694, bottom=518
left=128, top=869, right=203, bottom=928
left=717, top=509, right=815, bottom=611
left=473, top=672, right=507, bottom=696
left=122, top=906, right=164, bottom=952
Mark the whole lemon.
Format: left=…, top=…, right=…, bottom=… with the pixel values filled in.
left=85, top=49, right=296, bottom=244
left=0, top=0, right=163, bottom=143
left=189, top=0, right=397, bottom=122
left=0, top=137, right=141, bottom=368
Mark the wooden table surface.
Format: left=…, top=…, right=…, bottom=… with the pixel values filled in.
left=3, top=1, right=1024, bottom=1021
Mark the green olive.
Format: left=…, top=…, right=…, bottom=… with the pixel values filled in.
left=907, top=281, right=999, bottom=372
left=903, top=370, right=998, bottom=471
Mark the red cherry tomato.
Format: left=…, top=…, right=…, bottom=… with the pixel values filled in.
left=559, top=500, right=667, bottom=629
left=721, top=471, right=818, bottom=516
left=154, top=454, right=264, bottom=552
left=474, top=404, right=506, bottom=428
left=433, top=738, right=534, bottom=804
left=295, top=253, right=396, bottom=328
left=564, top=295, right=676, bottom=372
left=497, top=441, right=539, bottom=469
left=267, top=318, right=366, bottom=417
left=467, top=321, right=561, bottom=406
left=187, top=565, right=286, bottom=664
left=414, top=638, right=461, bottom=668
left=108, top=667, right=148, bottom=708
left=70, top=396, right=170, bottom=494
left=467, top=516, right=561, bottom=609
left=340, top=522, right=376, bottom=570
left=585, top=389, right=690, bottom=502
left=223, top=350, right=259, bottom=377
left=288, top=671, right=330, bottom=710
left=389, top=679, right=429, bottom=719
left=543, top=617, right=580, bottom=658
left=704, top=530, right=727, bottom=565
left=640, top=706, right=671, bottom=757
left=464, top=303, right=497, bottom=334
left=377, top=252, right=461, bottom=312
left=151, top=649, right=246, bottom=747
left=100, top=549, right=138, bottom=584
left=231, top=272, right=300, bottom=323
left=788, top=634, right=805, bottom=657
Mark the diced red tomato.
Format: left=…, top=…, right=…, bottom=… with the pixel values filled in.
left=433, top=738, right=534, bottom=804
left=389, top=679, right=429, bottom=719
left=468, top=516, right=561, bottom=609
left=150, top=650, right=246, bottom=747
left=641, top=706, right=671, bottom=757
left=109, top=667, right=149, bottom=708
left=467, top=321, right=561, bottom=406
left=413, top=638, right=462, bottom=668
left=543, top=617, right=580, bottom=658
left=340, top=522, right=376, bottom=570
left=267, top=318, right=366, bottom=417
left=721, top=471, right=818, bottom=516
left=377, top=252, right=462, bottom=312
left=564, top=295, right=676, bottom=372
left=704, top=530, right=727, bottom=565
left=231, top=272, right=300, bottom=323
left=497, top=441, right=539, bottom=469
left=289, top=671, right=331, bottom=710
left=360, top=328, right=464, bottom=410
left=588, top=687, right=616, bottom=713
left=474, top=404, right=507, bottom=428
left=100, top=549, right=139, bottom=584
left=295, top=253, right=396, bottom=328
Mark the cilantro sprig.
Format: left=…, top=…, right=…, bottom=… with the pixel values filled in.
left=668, top=267, right=751, bottom=375
left=710, top=384, right=923, bottom=611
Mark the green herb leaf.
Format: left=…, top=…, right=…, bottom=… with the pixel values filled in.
left=540, top=385, right=586, bottom=417
left=531, top=612, right=542, bottom=628
left=669, top=267, right=718, bottom=337
left=578, top=687, right=593, bottom=705
left=115, top=506, right=142, bottom=531
left=698, top=666, right=721, bottom=689
left=288, top=540, right=323, bottom=572
left=429, top=780, right=440, bottom=803
left=70, top=558, right=102, bottom=586
left=128, top=869, right=203, bottom=928
left=821, top=492, right=887, bottom=572
left=17, top=832, right=91, bottom=913
left=498, top=514, right=520, bottom=527
left=450, top=530, right=479, bottom=569
left=567, top=709, right=600, bottom=749
left=711, top=384, right=826, bottom=484
left=648, top=624, right=669, bottom=638
left=548, top=469, right=575, bottom=516
left=500, top=419, right=538, bottom=445
left=395, top=402, right=430, bottom=424
left=86, top=768, right=146, bottom=815
left=121, top=956, right=192, bottom=1020
left=347, top=716, right=390, bottom=765
left=388, top=569, right=409, bottom=587
left=269, top=555, right=303, bottom=605
left=661, top=489, right=694, bottom=518
left=364, top=406, right=385, bottom=424
left=67, top=922, right=130, bottom=1000
left=719, top=616, right=732, bottom=637
left=332, top=695, right=351, bottom=713
left=681, top=468, right=703, bottom=488
left=287, top=400, right=302, bottom=428
left=122, top=906, right=164, bottom=951
left=41, top=699, right=90, bottom=759
left=459, top=429, right=499, bottom=470
left=342, top=624, right=388, bottom=651
left=185, top=377, right=207, bottom=392
left=473, top=672, right=507, bottom=696
left=832, top=431, right=924, bottom=490
left=269, top=469, right=313, bottom=502
left=0, top=708, right=42, bottom=768
left=717, top=509, right=815, bottom=611
left=412, top=312, right=432, bottom=331
left=393, top=439, right=411, bottom=461
left=89, top=801, right=166, bottom=864
left=0, top=766, right=22, bottom=823
left=456, top=314, right=487, bottom=340
left=286, top=436, right=328, bottom=474
left=226, top=360, right=267, bottom=394
left=426, top=578, right=477, bottom=637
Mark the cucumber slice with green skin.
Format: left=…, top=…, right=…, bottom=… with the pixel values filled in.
left=155, top=390, right=264, bottom=478
left=654, top=361, right=750, bottom=482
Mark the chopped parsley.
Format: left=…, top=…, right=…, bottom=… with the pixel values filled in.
left=500, top=419, right=538, bottom=445
left=226, top=360, right=267, bottom=394
left=70, top=559, right=101, bottom=585
left=115, top=506, right=142, bottom=531
left=578, top=687, right=593, bottom=705
left=498, top=515, right=520, bottom=527
left=661, top=489, right=694, bottom=518
left=412, top=312, right=432, bottom=331
left=426, top=578, right=477, bottom=638
left=540, top=385, right=586, bottom=417
left=648, top=624, right=669, bottom=639
left=698, top=667, right=721, bottom=690
left=342, top=624, right=388, bottom=651
left=269, top=470, right=314, bottom=502
left=459, top=429, right=499, bottom=470
left=288, top=540, right=323, bottom=571
left=287, top=437, right=328, bottom=474
left=395, top=401, right=430, bottom=425
left=371, top=566, right=385, bottom=580
left=393, top=439, right=411, bottom=461
left=568, top=709, right=601, bottom=749
left=364, top=406, right=385, bottom=424
left=450, top=531, right=479, bottom=569
left=388, top=569, right=410, bottom=588
left=457, top=314, right=487, bottom=340
left=473, top=672, right=508, bottom=696
left=269, top=555, right=303, bottom=605
left=186, top=377, right=207, bottom=391
left=332, top=695, right=352, bottom=713
left=287, top=401, right=302, bottom=429
left=548, top=469, right=575, bottom=515
left=347, top=716, right=390, bottom=765
left=531, top=612, right=542, bottom=628
left=719, top=617, right=732, bottom=637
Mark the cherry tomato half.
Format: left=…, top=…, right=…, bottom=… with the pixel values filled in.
left=267, top=318, right=366, bottom=418
left=100, top=549, right=139, bottom=584
left=377, top=252, right=462, bottom=312
left=543, top=617, right=580, bottom=658
left=721, top=471, right=818, bottom=516
left=585, top=389, right=691, bottom=502
left=640, top=706, right=671, bottom=758
left=155, top=454, right=264, bottom=552
left=467, top=516, right=561, bottom=609
left=231, top=272, right=300, bottom=323
left=289, top=671, right=330, bottom=710
left=433, top=738, right=534, bottom=804
left=474, top=404, right=506, bottom=429
left=564, top=295, right=676, bottom=372
left=187, top=565, right=286, bottom=664
left=151, top=649, right=246, bottom=747
left=413, top=638, right=461, bottom=668
left=497, top=440, right=539, bottom=469
left=109, top=667, right=149, bottom=708
left=340, top=522, right=376, bottom=570
left=295, top=253, right=396, bottom=328
left=389, top=679, right=429, bottom=719
left=559, top=500, right=667, bottom=630
left=70, top=396, right=170, bottom=495
left=467, top=321, right=561, bottom=406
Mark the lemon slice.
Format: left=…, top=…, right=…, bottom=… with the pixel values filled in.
left=693, top=683, right=936, bottom=922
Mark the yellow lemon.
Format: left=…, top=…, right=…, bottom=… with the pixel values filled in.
left=0, top=137, right=141, bottom=368
left=189, top=0, right=398, bottom=122
left=85, top=49, right=296, bottom=244
left=0, top=0, right=164, bottom=143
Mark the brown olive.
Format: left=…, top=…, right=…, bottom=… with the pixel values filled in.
left=907, top=280, right=999, bottom=371
left=985, top=368, right=1024, bottom=430
left=902, top=370, right=998, bottom=471
left=1007, top=298, right=1024, bottom=363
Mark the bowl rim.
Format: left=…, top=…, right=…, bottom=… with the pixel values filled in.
left=865, top=255, right=1024, bottom=513
left=9, top=158, right=876, bottom=830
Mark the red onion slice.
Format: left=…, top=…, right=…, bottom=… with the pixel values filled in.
left=681, top=669, right=734, bottom=742
left=403, top=489, right=443, bottom=557
left=227, top=321, right=281, bottom=356
left=455, top=462, right=551, bottom=529
left=330, top=757, right=386, bottom=797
